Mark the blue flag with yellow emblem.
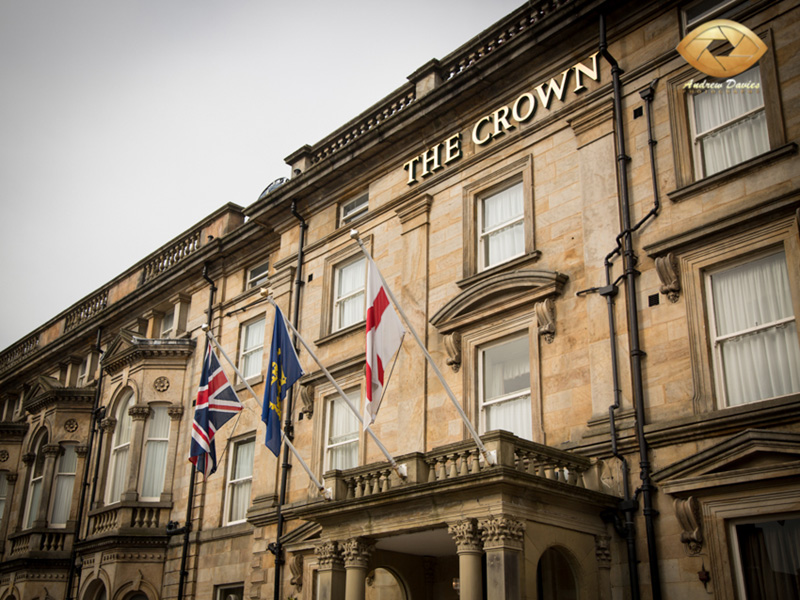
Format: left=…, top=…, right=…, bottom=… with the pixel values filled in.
left=263, top=304, right=304, bottom=456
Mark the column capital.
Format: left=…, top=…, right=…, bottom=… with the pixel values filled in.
left=448, top=518, right=482, bottom=553
left=5, top=472, right=18, bottom=483
left=478, top=515, right=525, bottom=550
left=43, top=444, right=62, bottom=458
left=100, top=417, right=117, bottom=433
left=168, top=405, right=184, bottom=420
left=595, top=535, right=612, bottom=569
left=129, top=404, right=151, bottom=421
left=76, top=445, right=89, bottom=457
left=315, top=541, right=344, bottom=569
left=342, top=537, right=375, bottom=569
left=22, top=452, right=36, bottom=465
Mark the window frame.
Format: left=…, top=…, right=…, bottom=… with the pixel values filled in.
left=215, top=584, right=244, bottom=600
left=339, top=192, right=369, bottom=226
left=681, top=0, right=749, bottom=33
left=246, top=260, right=270, bottom=290
left=238, top=315, right=266, bottom=382
left=160, top=309, right=175, bottom=338
left=667, top=27, right=785, bottom=191
left=478, top=333, right=533, bottom=440
left=323, top=388, right=361, bottom=472
left=677, top=215, right=800, bottom=414
left=107, top=390, right=134, bottom=505
left=49, top=443, right=78, bottom=528
left=23, top=431, right=48, bottom=529
left=332, top=256, right=366, bottom=333
left=461, top=155, right=535, bottom=282
left=0, top=471, right=8, bottom=528
left=224, top=436, right=255, bottom=526
left=462, top=312, right=543, bottom=443
left=139, top=403, right=170, bottom=501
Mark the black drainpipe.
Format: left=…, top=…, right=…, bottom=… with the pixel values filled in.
left=175, top=264, right=217, bottom=600
left=598, top=14, right=662, bottom=600
left=65, top=328, right=105, bottom=600
left=271, top=202, right=307, bottom=600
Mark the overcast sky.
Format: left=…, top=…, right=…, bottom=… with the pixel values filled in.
left=0, top=0, right=525, bottom=350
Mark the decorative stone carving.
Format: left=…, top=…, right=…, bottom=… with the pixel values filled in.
left=76, top=445, right=89, bottom=457
left=0, top=449, right=8, bottom=462
left=342, top=537, right=375, bottom=568
left=448, top=519, right=481, bottom=552
left=655, top=253, right=681, bottom=303
left=289, top=553, right=304, bottom=590
left=595, top=535, right=612, bottom=568
left=675, top=496, right=703, bottom=554
left=129, top=404, right=151, bottom=421
left=100, top=417, right=117, bottom=433
left=168, top=406, right=184, bottom=420
left=153, top=376, right=170, bottom=392
left=64, top=418, right=79, bottom=433
left=300, top=384, right=315, bottom=419
left=535, top=298, right=556, bottom=343
left=444, top=332, right=462, bottom=372
left=43, top=444, right=62, bottom=458
left=478, top=515, right=525, bottom=549
left=21, top=452, right=35, bottom=465
left=5, top=472, right=17, bottom=483
left=315, top=541, right=343, bottom=568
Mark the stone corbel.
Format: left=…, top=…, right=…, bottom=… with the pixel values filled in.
left=655, top=253, right=681, bottom=303
left=674, top=496, right=703, bottom=555
left=595, top=535, right=612, bottom=569
left=444, top=332, right=462, bottom=372
left=289, top=553, right=303, bottom=590
left=535, top=298, right=556, bottom=344
left=300, top=384, right=315, bottom=420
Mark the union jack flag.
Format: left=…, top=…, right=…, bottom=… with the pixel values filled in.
left=190, top=344, right=243, bottom=476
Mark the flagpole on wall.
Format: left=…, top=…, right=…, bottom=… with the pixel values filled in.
left=349, top=230, right=496, bottom=467
left=263, top=294, right=409, bottom=480
left=200, top=324, right=331, bottom=497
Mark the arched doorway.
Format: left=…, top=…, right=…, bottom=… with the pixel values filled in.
left=537, top=547, right=578, bottom=600
left=366, top=567, right=407, bottom=600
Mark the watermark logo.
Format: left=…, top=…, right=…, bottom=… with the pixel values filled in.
left=676, top=19, right=767, bottom=78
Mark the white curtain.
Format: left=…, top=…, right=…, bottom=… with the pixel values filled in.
left=482, top=182, right=524, bottom=268
left=141, top=406, right=170, bottom=499
left=25, top=434, right=47, bottom=529
left=737, top=519, right=800, bottom=600
left=327, top=395, right=359, bottom=470
left=0, top=473, right=7, bottom=521
left=50, top=445, right=78, bottom=526
left=228, top=439, right=254, bottom=523
left=711, top=252, right=800, bottom=406
left=336, top=259, right=365, bottom=329
left=108, top=395, right=133, bottom=503
left=241, top=318, right=265, bottom=378
left=694, top=67, right=768, bottom=176
left=482, top=337, right=532, bottom=440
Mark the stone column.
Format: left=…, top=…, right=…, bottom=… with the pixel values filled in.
left=342, top=537, right=375, bottom=600
left=479, top=515, right=525, bottom=600
left=35, top=444, right=62, bottom=526
left=0, top=472, right=17, bottom=541
left=123, top=404, right=150, bottom=501
left=595, top=534, right=612, bottom=600
left=163, top=406, right=184, bottom=502
left=448, top=519, right=483, bottom=600
left=315, top=541, right=345, bottom=600
left=393, top=194, right=432, bottom=453
left=69, top=445, right=89, bottom=525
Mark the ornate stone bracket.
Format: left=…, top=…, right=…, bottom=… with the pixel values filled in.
left=444, top=332, right=462, bottom=372
left=300, top=384, right=315, bottom=420
left=168, top=406, right=184, bottom=420
left=655, top=253, right=681, bottom=303
left=100, top=417, right=117, bottom=433
left=21, top=452, right=35, bottom=466
left=448, top=518, right=481, bottom=552
left=129, top=404, right=151, bottom=421
left=674, top=496, right=703, bottom=555
left=535, top=298, right=556, bottom=343
left=478, top=515, right=525, bottom=550
left=289, top=553, right=304, bottom=590
left=595, top=535, right=612, bottom=569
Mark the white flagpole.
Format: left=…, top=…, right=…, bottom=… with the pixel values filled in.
left=200, top=325, right=331, bottom=499
left=263, top=294, right=408, bottom=481
left=349, top=230, right=497, bottom=467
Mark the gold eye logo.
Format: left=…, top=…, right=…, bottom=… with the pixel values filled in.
left=676, top=19, right=767, bottom=78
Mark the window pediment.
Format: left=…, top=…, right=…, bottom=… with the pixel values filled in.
left=430, top=269, right=568, bottom=334
left=655, top=429, right=800, bottom=495
left=103, top=329, right=195, bottom=375
left=23, top=375, right=94, bottom=414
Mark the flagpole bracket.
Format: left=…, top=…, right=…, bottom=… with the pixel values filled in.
left=483, top=449, right=498, bottom=467
left=396, top=463, right=408, bottom=480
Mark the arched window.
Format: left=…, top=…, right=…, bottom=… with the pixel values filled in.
left=23, top=430, right=48, bottom=529
left=50, top=444, right=78, bottom=526
left=140, top=404, right=169, bottom=500
left=537, top=547, right=578, bottom=600
left=0, top=471, right=9, bottom=526
left=107, top=389, right=134, bottom=503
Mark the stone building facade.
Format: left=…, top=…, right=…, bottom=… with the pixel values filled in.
left=1, top=1, right=799, bottom=599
